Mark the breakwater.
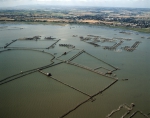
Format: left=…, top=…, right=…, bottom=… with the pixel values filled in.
left=68, top=50, right=84, bottom=62
left=94, top=66, right=111, bottom=71
left=84, top=51, right=118, bottom=70
left=103, top=41, right=123, bottom=50
left=38, top=70, right=92, bottom=97
left=68, top=61, right=117, bottom=80
left=4, top=39, right=17, bottom=48
left=106, top=103, right=149, bottom=118
left=59, top=80, right=118, bottom=118
left=88, top=42, right=100, bottom=47
left=123, top=41, right=141, bottom=52
left=59, top=44, right=75, bottom=48
left=47, top=39, right=61, bottom=49
left=0, top=49, right=58, bottom=85
left=130, top=111, right=149, bottom=118
left=0, top=62, right=64, bottom=86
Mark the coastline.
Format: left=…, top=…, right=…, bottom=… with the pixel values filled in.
left=0, top=20, right=150, bottom=33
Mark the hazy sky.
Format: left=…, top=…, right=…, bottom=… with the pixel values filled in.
left=0, top=0, right=150, bottom=8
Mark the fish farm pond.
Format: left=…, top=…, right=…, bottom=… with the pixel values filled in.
left=0, top=23, right=150, bottom=118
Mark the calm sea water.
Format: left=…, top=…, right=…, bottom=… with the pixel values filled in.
left=0, top=23, right=150, bottom=118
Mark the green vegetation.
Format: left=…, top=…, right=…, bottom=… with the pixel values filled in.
left=0, top=7, right=150, bottom=33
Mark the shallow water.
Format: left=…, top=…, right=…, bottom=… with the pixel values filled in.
left=0, top=72, right=86, bottom=118
left=0, top=50, right=53, bottom=79
left=0, top=23, right=150, bottom=118
left=10, top=40, right=56, bottom=48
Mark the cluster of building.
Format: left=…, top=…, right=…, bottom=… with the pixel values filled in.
left=0, top=8, right=150, bottom=29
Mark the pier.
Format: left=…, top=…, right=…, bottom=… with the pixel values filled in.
left=123, top=41, right=141, bottom=52
left=94, top=66, right=111, bottom=71
left=0, top=70, right=37, bottom=86
left=68, top=50, right=84, bottom=62
left=59, top=80, right=118, bottom=118
left=47, top=39, right=61, bottom=49
left=4, top=39, right=17, bottom=48
left=18, top=36, right=41, bottom=41
left=59, top=97, right=91, bottom=118
left=44, top=36, right=56, bottom=40
left=68, top=61, right=118, bottom=80
left=103, top=41, right=123, bottom=50
left=58, top=49, right=74, bottom=58
left=8, top=47, right=47, bottom=50
left=91, top=79, right=118, bottom=98
left=88, top=42, right=100, bottom=47
left=59, top=44, right=75, bottom=48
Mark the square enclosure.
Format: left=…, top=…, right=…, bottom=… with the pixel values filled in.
left=44, top=63, right=114, bottom=95
left=9, top=40, right=58, bottom=49
left=0, top=72, right=86, bottom=118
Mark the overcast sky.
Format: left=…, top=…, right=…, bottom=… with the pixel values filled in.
left=0, top=0, right=150, bottom=8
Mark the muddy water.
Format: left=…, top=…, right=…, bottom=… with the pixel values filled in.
left=0, top=23, right=150, bottom=118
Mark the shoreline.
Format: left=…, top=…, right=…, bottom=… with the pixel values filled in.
left=0, top=20, right=150, bottom=33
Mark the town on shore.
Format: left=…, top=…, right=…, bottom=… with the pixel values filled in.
left=0, top=6, right=150, bottom=32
